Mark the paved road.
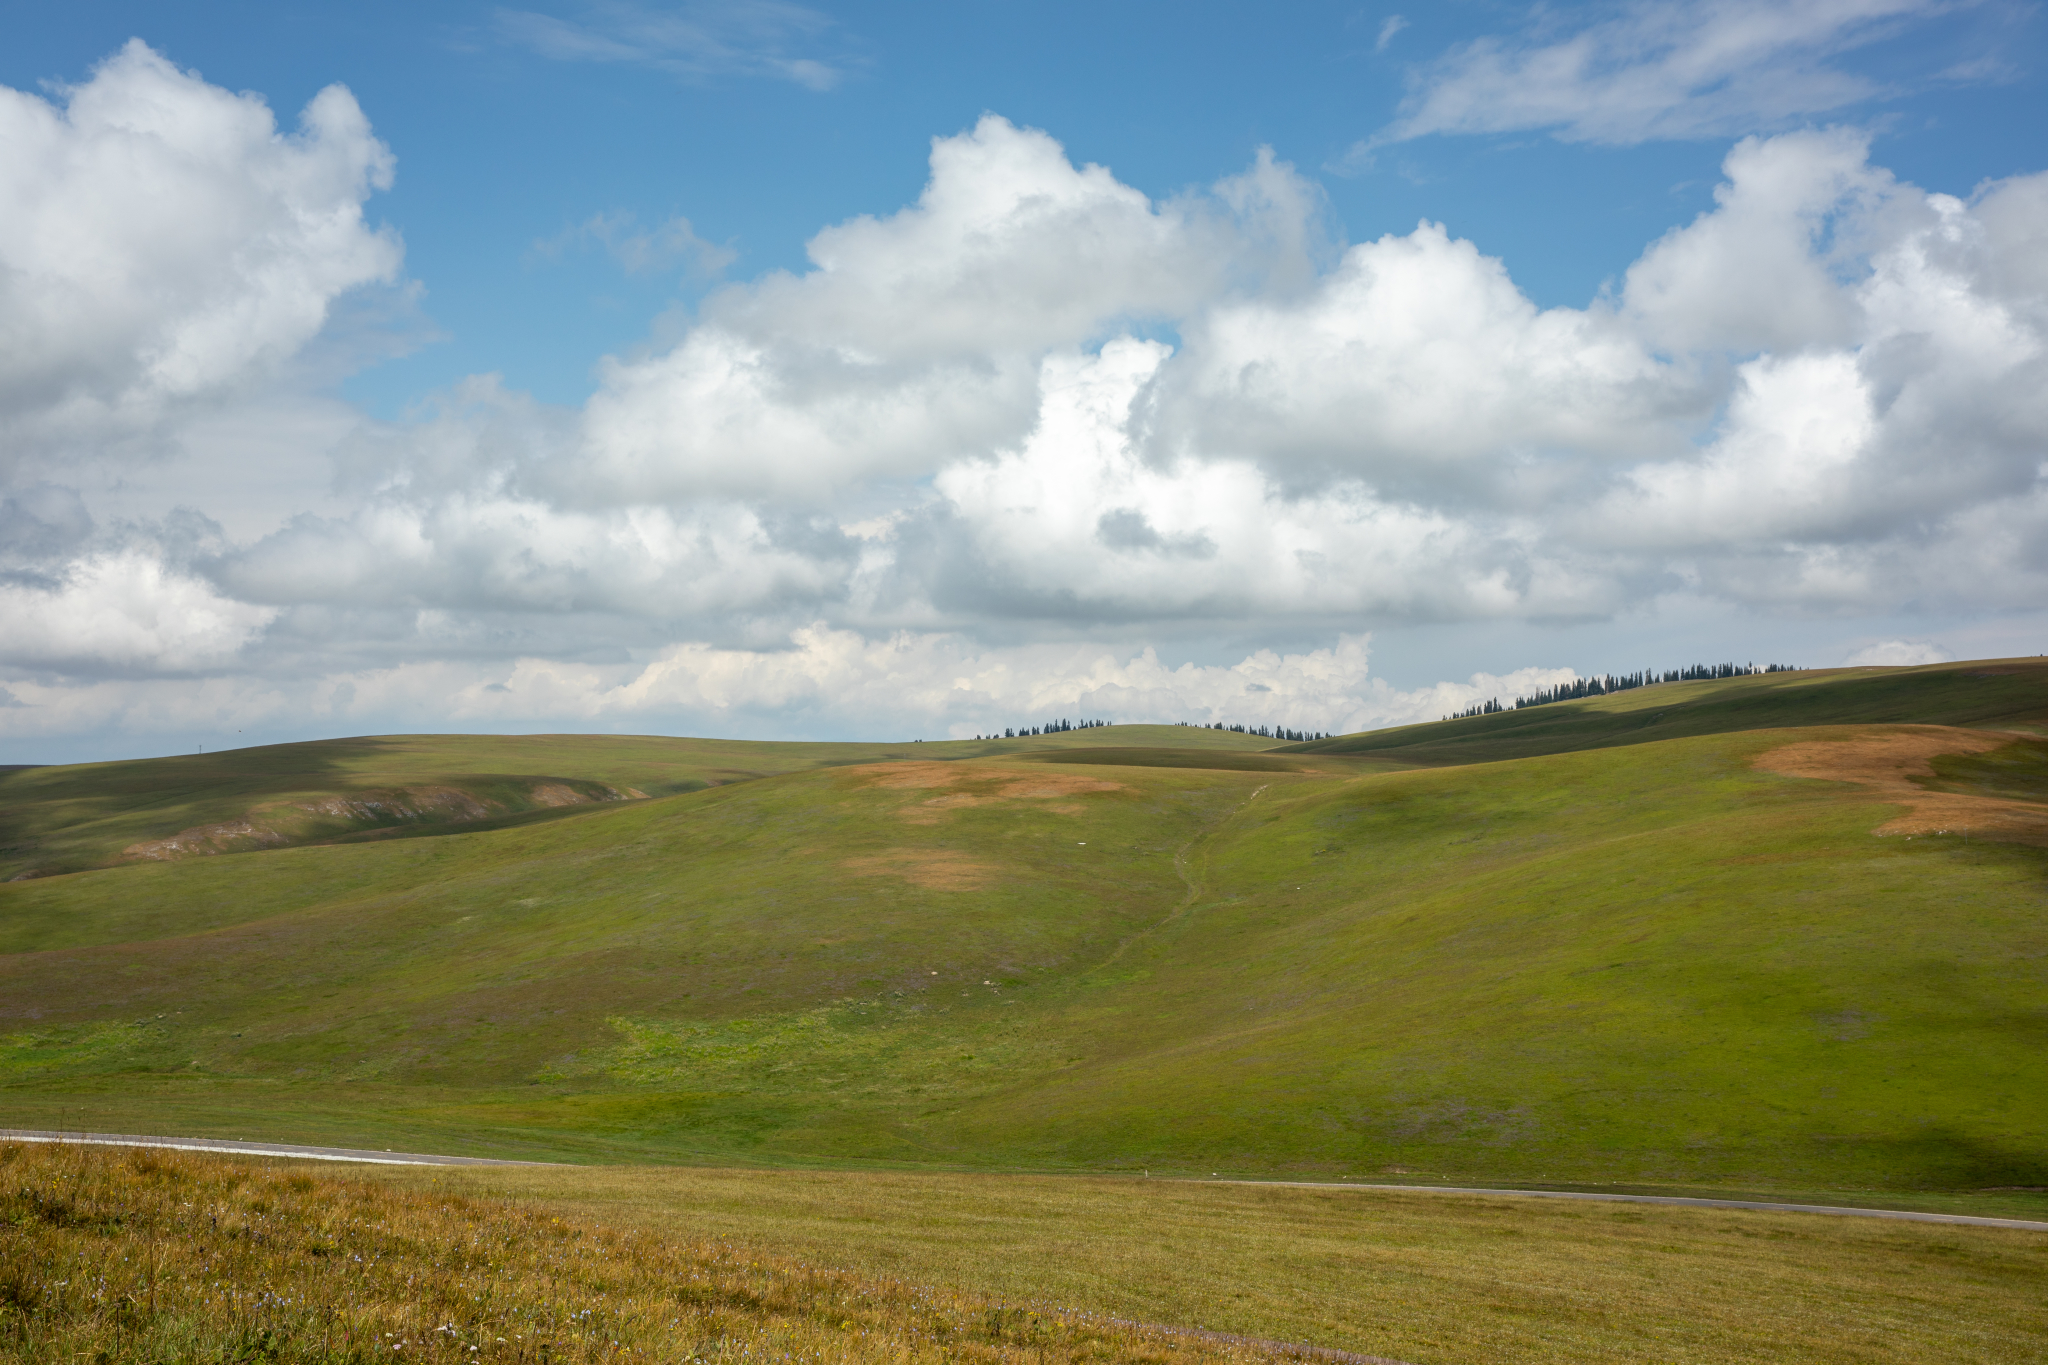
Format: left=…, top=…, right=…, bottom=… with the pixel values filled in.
left=0, top=1129, right=553, bottom=1167
left=1199, top=1179, right=2048, bottom=1232
left=9, top=1129, right=2043, bottom=1232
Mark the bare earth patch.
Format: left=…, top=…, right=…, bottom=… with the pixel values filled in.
left=1755, top=725, right=2048, bottom=842
left=119, top=782, right=628, bottom=863
left=528, top=781, right=626, bottom=807
left=855, top=762, right=969, bottom=791
left=296, top=786, right=494, bottom=823
left=840, top=849, right=1002, bottom=890
left=850, top=762, right=1127, bottom=824
left=119, top=819, right=294, bottom=861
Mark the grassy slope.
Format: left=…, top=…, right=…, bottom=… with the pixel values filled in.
left=399, top=1162, right=2048, bottom=1365
left=1284, top=658, right=2048, bottom=766
left=4, top=689, right=2045, bottom=1193
left=0, top=756, right=1262, bottom=1159
left=11, top=1143, right=2043, bottom=1365
left=0, top=723, right=1270, bottom=879
left=0, top=1142, right=1254, bottom=1365
left=948, top=730, right=2048, bottom=1189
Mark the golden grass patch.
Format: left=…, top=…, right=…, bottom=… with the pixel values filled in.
left=1756, top=725, right=2048, bottom=842
left=849, top=761, right=1129, bottom=825
left=852, top=762, right=971, bottom=791
left=385, top=1164, right=2048, bottom=1365
left=840, top=849, right=1002, bottom=891
left=0, top=1142, right=1309, bottom=1365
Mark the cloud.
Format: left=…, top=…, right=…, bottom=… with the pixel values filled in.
left=1844, top=638, right=1951, bottom=665
left=1620, top=128, right=1890, bottom=354
left=496, top=0, right=850, bottom=90
left=1149, top=220, right=1681, bottom=496
left=0, top=626, right=1576, bottom=745
left=0, top=40, right=400, bottom=470
left=1592, top=137, right=2048, bottom=610
left=0, top=549, right=277, bottom=675
left=531, top=210, right=737, bottom=277
left=126, top=117, right=2048, bottom=659
left=573, top=118, right=1318, bottom=503
left=1376, top=15, right=1409, bottom=52
left=5, top=60, right=2048, bottom=748
left=1363, top=0, right=1966, bottom=150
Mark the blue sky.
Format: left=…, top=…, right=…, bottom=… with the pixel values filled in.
left=3, top=1, right=2046, bottom=760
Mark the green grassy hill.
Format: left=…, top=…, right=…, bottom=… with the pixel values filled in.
left=0, top=723, right=1272, bottom=880
left=1285, top=657, right=2048, bottom=765
left=2, top=663, right=2044, bottom=1198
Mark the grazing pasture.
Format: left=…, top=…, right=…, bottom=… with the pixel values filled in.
left=1, top=661, right=2044, bottom=1191
left=0, top=1141, right=1289, bottom=1365
left=5, top=1141, right=2044, bottom=1365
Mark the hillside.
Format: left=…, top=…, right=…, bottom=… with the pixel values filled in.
left=0, top=723, right=1272, bottom=881
left=2, top=661, right=2045, bottom=1195
left=1282, top=657, right=2048, bottom=766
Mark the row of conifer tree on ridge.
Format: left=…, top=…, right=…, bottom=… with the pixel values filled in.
left=1444, top=661, right=1802, bottom=721
left=974, top=718, right=1113, bottom=739
left=1181, top=721, right=1331, bottom=741
left=968, top=719, right=1334, bottom=742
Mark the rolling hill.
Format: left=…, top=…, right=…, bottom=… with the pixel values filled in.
left=3, top=659, right=2044, bottom=1195
left=0, top=723, right=1275, bottom=881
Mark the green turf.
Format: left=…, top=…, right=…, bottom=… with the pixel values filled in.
left=0, top=723, right=1271, bottom=880
left=1284, top=657, right=2048, bottom=765
left=2, top=663, right=2044, bottom=1202
left=1014, top=746, right=1410, bottom=774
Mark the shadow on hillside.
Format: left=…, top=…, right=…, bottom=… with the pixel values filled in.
left=1865, top=1126, right=2048, bottom=1190
left=0, top=736, right=649, bottom=880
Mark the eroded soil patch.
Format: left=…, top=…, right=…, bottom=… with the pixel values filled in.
left=849, top=761, right=1127, bottom=824
left=1755, top=726, right=2048, bottom=842
left=840, top=848, right=1003, bottom=890
left=120, top=781, right=631, bottom=862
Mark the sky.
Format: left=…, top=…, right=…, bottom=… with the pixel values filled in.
left=3, top=0, right=2046, bottom=762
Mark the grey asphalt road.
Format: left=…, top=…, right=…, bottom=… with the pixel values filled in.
left=7, top=1130, right=2043, bottom=1232
left=0, top=1129, right=553, bottom=1166
left=1200, top=1179, right=2048, bottom=1232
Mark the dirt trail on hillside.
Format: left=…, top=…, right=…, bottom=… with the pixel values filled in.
left=1755, top=726, right=2048, bottom=843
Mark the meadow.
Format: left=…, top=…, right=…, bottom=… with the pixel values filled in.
left=5, top=657, right=2048, bottom=1360
left=4, top=1141, right=2044, bottom=1365
left=0, top=1140, right=1290, bottom=1365
left=0, top=724, right=1278, bottom=882
left=3, top=670, right=2044, bottom=1190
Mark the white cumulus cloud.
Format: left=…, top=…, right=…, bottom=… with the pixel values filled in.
left=0, top=40, right=401, bottom=469
left=0, top=550, right=277, bottom=674
left=1844, top=638, right=1951, bottom=666
left=3, top=58, right=2046, bottom=749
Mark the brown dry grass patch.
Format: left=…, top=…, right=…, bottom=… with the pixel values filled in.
left=850, top=762, right=1128, bottom=825
left=841, top=849, right=1002, bottom=891
left=1755, top=725, right=2048, bottom=842
left=396, top=1163, right=2048, bottom=1365
left=0, top=1141, right=1306, bottom=1365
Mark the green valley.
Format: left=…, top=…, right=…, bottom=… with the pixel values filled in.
left=4, top=659, right=2046, bottom=1201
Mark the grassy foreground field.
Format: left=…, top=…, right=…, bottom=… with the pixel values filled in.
left=2, top=660, right=2045, bottom=1195
left=0, top=1141, right=1280, bottom=1365
left=5, top=1141, right=2043, bottom=1365
left=407, top=1161, right=2048, bottom=1365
